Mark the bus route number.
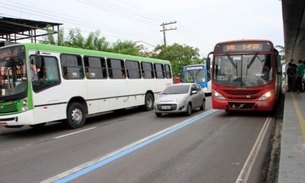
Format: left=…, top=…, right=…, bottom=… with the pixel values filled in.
left=225, top=44, right=262, bottom=52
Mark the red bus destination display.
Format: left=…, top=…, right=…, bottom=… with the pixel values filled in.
left=214, top=41, right=273, bottom=53
left=224, top=43, right=262, bottom=52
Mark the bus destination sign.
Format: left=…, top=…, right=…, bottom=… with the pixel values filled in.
left=223, top=43, right=262, bottom=52
left=214, top=41, right=273, bottom=53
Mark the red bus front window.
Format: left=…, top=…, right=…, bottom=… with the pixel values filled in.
left=213, top=54, right=273, bottom=87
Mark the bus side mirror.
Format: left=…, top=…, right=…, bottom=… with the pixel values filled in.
left=277, top=55, right=282, bottom=75
left=206, top=51, right=213, bottom=81
left=206, top=57, right=210, bottom=71
left=206, top=51, right=213, bottom=72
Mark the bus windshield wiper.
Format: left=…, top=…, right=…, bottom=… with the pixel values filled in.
left=247, top=52, right=258, bottom=69
left=187, top=70, right=194, bottom=80
left=226, top=53, right=237, bottom=68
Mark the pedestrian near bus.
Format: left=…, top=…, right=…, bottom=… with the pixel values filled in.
left=303, top=60, right=305, bottom=92
left=287, top=61, right=297, bottom=92
left=296, top=59, right=305, bottom=93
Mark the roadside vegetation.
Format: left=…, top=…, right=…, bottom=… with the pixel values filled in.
left=41, top=26, right=286, bottom=78
left=41, top=26, right=206, bottom=77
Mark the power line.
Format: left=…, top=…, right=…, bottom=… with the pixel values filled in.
left=0, top=3, right=136, bottom=35
left=75, top=0, right=159, bottom=25
left=0, top=0, right=209, bottom=50
left=75, top=0, right=209, bottom=46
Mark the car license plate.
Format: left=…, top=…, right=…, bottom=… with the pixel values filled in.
left=161, top=105, right=171, bottom=110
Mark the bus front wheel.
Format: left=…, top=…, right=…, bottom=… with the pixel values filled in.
left=65, top=102, right=86, bottom=129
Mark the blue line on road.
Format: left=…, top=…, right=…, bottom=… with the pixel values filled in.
left=55, top=109, right=217, bottom=183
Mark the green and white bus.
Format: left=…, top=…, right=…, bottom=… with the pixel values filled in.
left=0, top=43, right=172, bottom=129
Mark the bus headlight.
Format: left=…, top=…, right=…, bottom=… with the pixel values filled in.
left=258, top=91, right=273, bottom=101
left=22, top=98, right=28, bottom=112
left=213, top=90, right=225, bottom=100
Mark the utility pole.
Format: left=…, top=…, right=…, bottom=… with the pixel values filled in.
left=160, top=21, right=177, bottom=46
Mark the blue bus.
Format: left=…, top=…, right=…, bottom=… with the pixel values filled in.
left=180, top=64, right=211, bottom=94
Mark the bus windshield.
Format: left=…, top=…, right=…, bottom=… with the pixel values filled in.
left=181, top=66, right=206, bottom=83
left=0, top=46, right=27, bottom=98
left=213, top=53, right=273, bottom=87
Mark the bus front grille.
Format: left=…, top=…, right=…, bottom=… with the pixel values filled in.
left=0, top=103, right=18, bottom=113
left=223, top=90, right=260, bottom=95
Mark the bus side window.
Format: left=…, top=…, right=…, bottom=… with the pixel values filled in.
left=32, top=56, right=59, bottom=92
left=154, top=63, right=165, bottom=79
left=61, top=54, right=83, bottom=80
left=164, top=64, right=172, bottom=78
left=141, top=62, right=154, bottom=79
left=126, top=60, right=140, bottom=79
left=107, top=58, right=125, bottom=79
left=84, top=56, right=106, bottom=79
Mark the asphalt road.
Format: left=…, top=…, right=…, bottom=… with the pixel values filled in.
left=0, top=97, right=275, bottom=183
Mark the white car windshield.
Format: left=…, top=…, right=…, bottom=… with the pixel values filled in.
left=162, top=85, right=190, bottom=94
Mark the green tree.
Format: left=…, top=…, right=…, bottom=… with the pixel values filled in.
left=111, top=40, right=141, bottom=56
left=39, top=25, right=62, bottom=45
left=40, top=28, right=208, bottom=76
left=135, top=43, right=154, bottom=57
left=153, top=43, right=202, bottom=76
left=41, top=27, right=111, bottom=51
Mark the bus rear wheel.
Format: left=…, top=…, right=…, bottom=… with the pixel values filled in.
left=65, top=102, right=86, bottom=129
left=143, top=93, right=154, bottom=111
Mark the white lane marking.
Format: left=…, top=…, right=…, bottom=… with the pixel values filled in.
left=54, top=127, right=96, bottom=139
left=41, top=109, right=217, bottom=183
left=235, top=117, right=272, bottom=183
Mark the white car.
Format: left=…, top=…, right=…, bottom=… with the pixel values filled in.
left=154, top=83, right=205, bottom=117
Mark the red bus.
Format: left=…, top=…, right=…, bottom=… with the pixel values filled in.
left=206, top=39, right=282, bottom=112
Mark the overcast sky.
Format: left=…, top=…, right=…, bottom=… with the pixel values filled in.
left=0, top=0, right=284, bottom=57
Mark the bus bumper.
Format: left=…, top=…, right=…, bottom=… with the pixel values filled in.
left=0, top=110, right=34, bottom=127
left=212, top=99, right=275, bottom=111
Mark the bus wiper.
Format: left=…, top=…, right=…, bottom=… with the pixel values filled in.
left=226, top=53, right=237, bottom=68
left=187, top=70, right=194, bottom=80
left=247, top=52, right=258, bottom=69
left=195, top=69, right=202, bottom=77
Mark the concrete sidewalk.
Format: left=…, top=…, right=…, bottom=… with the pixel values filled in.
left=278, top=92, right=305, bottom=183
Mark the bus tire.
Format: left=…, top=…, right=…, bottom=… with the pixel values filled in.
left=200, top=99, right=206, bottom=110
left=65, top=102, right=86, bottom=129
left=143, top=93, right=154, bottom=111
left=185, top=103, right=192, bottom=116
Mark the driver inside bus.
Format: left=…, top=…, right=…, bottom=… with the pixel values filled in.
left=40, top=66, right=57, bottom=83
left=262, top=56, right=271, bottom=81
